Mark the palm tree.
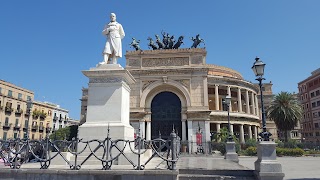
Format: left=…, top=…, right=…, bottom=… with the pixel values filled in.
left=267, top=92, right=302, bottom=142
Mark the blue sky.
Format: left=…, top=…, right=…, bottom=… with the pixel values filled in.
left=1, top=1, right=319, bottom=120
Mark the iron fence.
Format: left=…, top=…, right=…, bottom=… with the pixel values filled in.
left=0, top=127, right=180, bottom=170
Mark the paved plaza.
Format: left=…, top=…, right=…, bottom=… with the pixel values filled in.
left=0, top=155, right=319, bottom=180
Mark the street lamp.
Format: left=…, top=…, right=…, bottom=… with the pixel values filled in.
left=223, top=95, right=233, bottom=141
left=26, top=98, right=33, bottom=140
left=252, top=57, right=272, bottom=141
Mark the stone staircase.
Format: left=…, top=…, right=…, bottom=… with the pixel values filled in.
left=178, top=169, right=256, bottom=180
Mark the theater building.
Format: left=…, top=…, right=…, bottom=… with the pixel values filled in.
left=81, top=48, right=262, bottom=144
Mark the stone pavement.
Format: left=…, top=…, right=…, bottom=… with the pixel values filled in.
left=1, top=155, right=319, bottom=180
left=239, top=156, right=320, bottom=180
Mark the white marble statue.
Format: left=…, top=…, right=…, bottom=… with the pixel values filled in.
left=100, top=13, right=125, bottom=65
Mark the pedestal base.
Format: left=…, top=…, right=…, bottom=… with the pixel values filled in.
left=78, top=123, right=135, bottom=165
left=224, top=141, right=239, bottom=163
left=254, top=141, right=284, bottom=180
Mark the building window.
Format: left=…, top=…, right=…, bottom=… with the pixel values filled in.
left=18, top=93, right=22, bottom=100
left=316, top=90, right=320, bottom=96
left=316, top=132, right=320, bottom=136
left=317, top=101, right=320, bottom=106
left=3, top=132, right=7, bottom=140
left=315, top=123, right=319, bottom=128
left=312, top=102, right=316, bottom=108
left=27, top=96, right=31, bottom=101
left=306, top=94, right=308, bottom=99
left=5, top=117, right=9, bottom=126
left=14, top=133, right=17, bottom=139
left=8, top=90, right=13, bottom=97
left=0, top=87, right=2, bottom=94
left=261, top=87, right=265, bottom=91
left=24, top=120, right=28, bottom=128
left=15, top=119, right=19, bottom=126
left=311, top=92, right=315, bottom=98
left=32, top=134, right=35, bottom=140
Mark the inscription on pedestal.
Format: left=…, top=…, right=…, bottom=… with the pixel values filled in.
left=142, top=57, right=189, bottom=67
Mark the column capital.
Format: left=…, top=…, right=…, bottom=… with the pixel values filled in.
left=215, top=84, right=219, bottom=87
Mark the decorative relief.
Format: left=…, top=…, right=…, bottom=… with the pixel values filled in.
left=142, top=80, right=156, bottom=90
left=89, top=77, right=124, bottom=84
left=142, top=57, right=189, bottom=67
left=191, top=56, right=203, bottom=65
left=128, top=59, right=141, bottom=67
left=177, top=79, right=190, bottom=89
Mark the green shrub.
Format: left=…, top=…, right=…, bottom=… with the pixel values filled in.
left=243, top=146, right=257, bottom=156
left=275, top=139, right=284, bottom=148
left=244, top=138, right=257, bottom=148
left=304, top=149, right=320, bottom=155
left=276, top=147, right=304, bottom=156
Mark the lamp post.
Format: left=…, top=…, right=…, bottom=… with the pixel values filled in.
left=223, top=95, right=233, bottom=141
left=252, top=57, right=272, bottom=141
left=26, top=99, right=33, bottom=140
left=223, top=94, right=239, bottom=163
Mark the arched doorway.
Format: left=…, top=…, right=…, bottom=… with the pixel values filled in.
left=151, top=91, right=182, bottom=139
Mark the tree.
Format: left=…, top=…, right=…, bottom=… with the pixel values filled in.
left=50, top=127, right=70, bottom=140
left=267, top=92, right=302, bottom=142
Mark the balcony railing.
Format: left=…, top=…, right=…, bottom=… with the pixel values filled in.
left=59, top=118, right=64, bottom=122
left=5, top=106, right=14, bottom=113
left=53, top=116, right=58, bottom=121
left=14, top=124, right=21, bottom=129
left=31, top=125, right=38, bottom=131
left=39, top=126, right=44, bottom=131
left=15, top=108, right=23, bottom=115
left=3, top=123, right=11, bottom=128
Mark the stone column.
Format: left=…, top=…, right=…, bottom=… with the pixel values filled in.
left=227, top=86, right=232, bottom=112
left=187, top=120, right=193, bottom=153
left=203, top=77, right=208, bottom=107
left=248, top=125, right=253, bottom=139
left=254, top=126, right=258, bottom=140
left=215, top=85, right=219, bottom=110
left=240, top=124, right=245, bottom=144
left=140, top=121, right=145, bottom=139
left=230, top=124, right=234, bottom=135
left=237, top=88, right=242, bottom=112
left=146, top=121, right=151, bottom=140
left=182, top=120, right=186, bottom=141
left=246, top=90, right=250, bottom=114
left=205, top=121, right=211, bottom=142
left=255, top=94, right=260, bottom=117
left=216, top=123, right=221, bottom=142
left=251, top=92, right=255, bottom=115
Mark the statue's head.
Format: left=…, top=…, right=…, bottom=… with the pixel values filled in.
left=110, top=13, right=116, bottom=22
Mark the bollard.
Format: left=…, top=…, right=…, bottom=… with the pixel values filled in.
left=170, top=129, right=177, bottom=170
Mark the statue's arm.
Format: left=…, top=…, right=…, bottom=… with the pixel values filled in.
left=102, top=24, right=109, bottom=36
left=119, top=24, right=125, bottom=39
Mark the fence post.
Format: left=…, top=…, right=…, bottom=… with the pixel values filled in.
left=170, top=129, right=177, bottom=170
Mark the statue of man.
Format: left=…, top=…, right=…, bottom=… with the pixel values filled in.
left=100, top=13, right=125, bottom=65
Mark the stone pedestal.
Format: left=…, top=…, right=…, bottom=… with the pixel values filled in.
left=224, top=141, right=239, bottom=163
left=254, top=141, right=284, bottom=180
left=78, top=64, right=136, bottom=164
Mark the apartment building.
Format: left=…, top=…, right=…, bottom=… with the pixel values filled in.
left=0, top=80, right=34, bottom=140
left=0, top=80, right=71, bottom=140
left=298, top=68, right=320, bottom=143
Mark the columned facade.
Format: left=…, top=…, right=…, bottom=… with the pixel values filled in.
left=81, top=48, right=261, bottom=151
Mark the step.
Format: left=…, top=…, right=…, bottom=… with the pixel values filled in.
left=178, top=174, right=255, bottom=180
left=179, top=169, right=255, bottom=177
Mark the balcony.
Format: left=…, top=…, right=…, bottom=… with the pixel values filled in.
left=14, top=124, right=21, bottom=130
left=15, top=109, right=23, bottom=115
left=3, top=123, right=11, bottom=129
left=5, top=106, right=14, bottom=113
left=39, top=112, right=47, bottom=120
left=45, top=127, right=51, bottom=133
left=39, top=126, right=44, bottom=131
left=31, top=125, right=38, bottom=131
left=53, top=116, right=58, bottom=121
left=59, top=118, right=64, bottom=122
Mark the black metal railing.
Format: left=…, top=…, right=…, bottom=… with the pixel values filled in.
left=0, top=126, right=180, bottom=170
